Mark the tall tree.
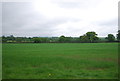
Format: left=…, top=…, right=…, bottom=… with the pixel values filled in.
left=86, top=32, right=99, bottom=42
left=106, top=34, right=115, bottom=42
left=80, top=32, right=99, bottom=43
left=59, top=35, right=66, bottom=43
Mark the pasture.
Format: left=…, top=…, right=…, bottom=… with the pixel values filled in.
left=2, top=43, right=118, bottom=79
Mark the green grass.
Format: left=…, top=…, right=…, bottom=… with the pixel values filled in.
left=2, top=43, right=118, bottom=79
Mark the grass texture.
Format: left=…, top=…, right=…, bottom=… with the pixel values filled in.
left=2, top=43, right=118, bottom=79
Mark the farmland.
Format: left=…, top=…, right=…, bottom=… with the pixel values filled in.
left=2, top=43, right=118, bottom=79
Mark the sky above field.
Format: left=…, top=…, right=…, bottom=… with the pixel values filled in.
left=1, top=0, right=119, bottom=37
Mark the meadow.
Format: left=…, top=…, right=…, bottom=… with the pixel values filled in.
left=2, top=43, right=118, bottom=79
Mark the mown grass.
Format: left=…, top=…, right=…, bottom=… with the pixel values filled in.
left=2, top=43, right=118, bottom=79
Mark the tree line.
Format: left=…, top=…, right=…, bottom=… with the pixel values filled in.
left=2, top=31, right=120, bottom=43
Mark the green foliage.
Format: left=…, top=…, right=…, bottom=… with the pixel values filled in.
left=59, top=35, right=66, bottom=43
left=49, top=37, right=59, bottom=43
left=2, top=31, right=117, bottom=43
left=3, top=43, right=118, bottom=79
left=98, top=37, right=108, bottom=42
left=33, top=37, right=49, bottom=43
left=2, top=36, right=34, bottom=43
left=33, top=38, right=41, bottom=43
left=80, top=34, right=89, bottom=42
left=80, top=32, right=99, bottom=43
left=106, top=34, right=115, bottom=42
left=2, top=36, right=7, bottom=43
left=15, top=37, right=24, bottom=43
left=58, top=35, right=73, bottom=43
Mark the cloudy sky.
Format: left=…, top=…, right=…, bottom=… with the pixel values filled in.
left=2, top=0, right=119, bottom=37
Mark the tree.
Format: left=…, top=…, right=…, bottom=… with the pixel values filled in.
left=33, top=37, right=49, bottom=43
left=117, top=30, right=120, bottom=41
left=33, top=37, right=41, bottom=43
left=49, top=37, right=59, bottom=43
left=15, top=37, right=23, bottom=43
left=2, top=35, right=7, bottom=43
left=59, top=35, right=66, bottom=43
left=86, top=32, right=99, bottom=42
left=4, top=35, right=15, bottom=43
left=79, top=34, right=89, bottom=43
left=40, top=38, right=49, bottom=43
left=79, top=32, right=99, bottom=43
left=65, top=37, right=72, bottom=43
left=106, top=34, right=115, bottom=42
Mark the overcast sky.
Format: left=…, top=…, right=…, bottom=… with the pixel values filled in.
left=2, top=0, right=119, bottom=37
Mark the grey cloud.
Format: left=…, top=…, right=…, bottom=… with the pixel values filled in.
left=99, top=18, right=118, bottom=27
left=2, top=2, right=81, bottom=36
left=2, top=1, right=118, bottom=37
left=52, top=0, right=101, bottom=9
left=53, top=2, right=82, bottom=8
left=2, top=2, right=81, bottom=37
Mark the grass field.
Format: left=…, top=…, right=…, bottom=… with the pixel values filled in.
left=2, top=43, right=118, bottom=79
